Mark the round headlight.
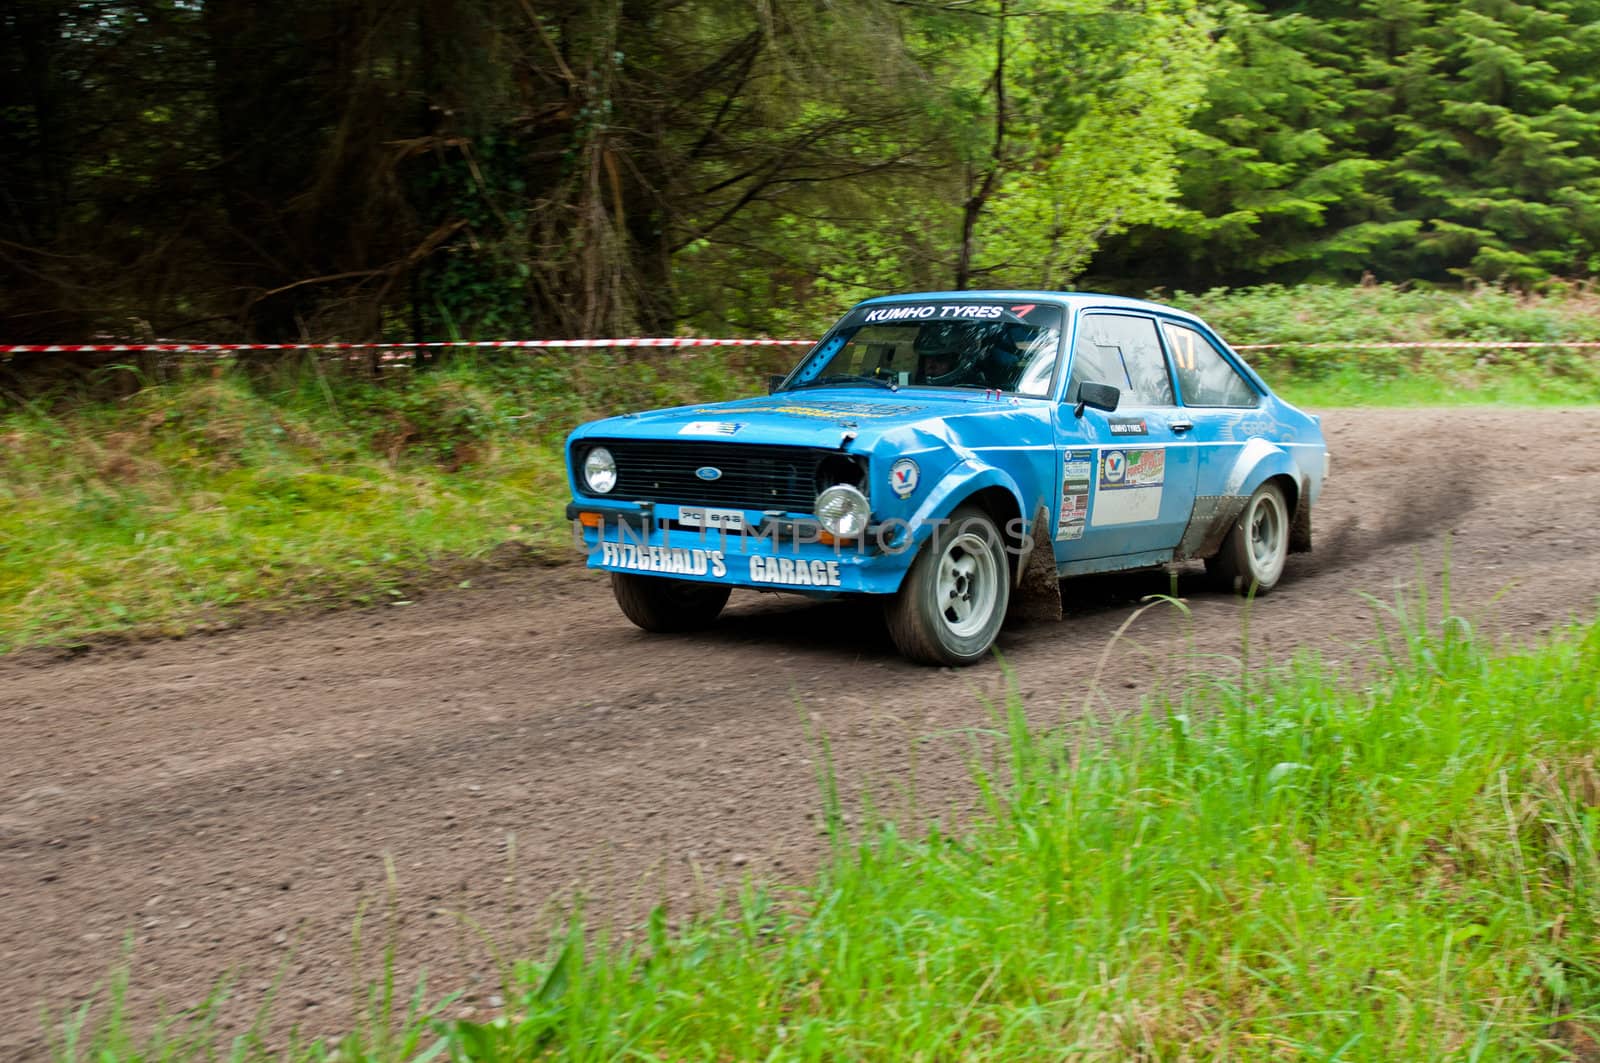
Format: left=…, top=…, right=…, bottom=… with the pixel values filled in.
left=815, top=484, right=870, bottom=538
left=583, top=446, right=617, bottom=494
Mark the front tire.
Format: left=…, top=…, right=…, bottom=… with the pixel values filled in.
left=1207, top=481, right=1289, bottom=595
left=610, top=573, right=731, bottom=633
left=885, top=505, right=1010, bottom=666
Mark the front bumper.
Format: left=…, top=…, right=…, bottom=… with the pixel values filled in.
left=567, top=500, right=913, bottom=596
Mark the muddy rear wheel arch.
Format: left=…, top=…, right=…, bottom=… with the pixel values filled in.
left=1289, top=474, right=1313, bottom=553
left=1206, top=478, right=1292, bottom=594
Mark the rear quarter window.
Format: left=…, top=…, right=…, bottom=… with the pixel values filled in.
left=1161, top=321, right=1258, bottom=408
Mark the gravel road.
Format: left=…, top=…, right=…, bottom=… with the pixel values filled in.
left=4, top=407, right=1598, bottom=1054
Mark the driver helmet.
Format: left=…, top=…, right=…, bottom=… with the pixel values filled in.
left=913, top=322, right=987, bottom=385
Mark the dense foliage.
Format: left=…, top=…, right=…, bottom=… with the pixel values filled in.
left=0, top=0, right=1212, bottom=345
left=1090, top=0, right=1600, bottom=292
left=3, top=0, right=1598, bottom=351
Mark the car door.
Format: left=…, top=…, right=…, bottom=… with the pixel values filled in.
left=1157, top=317, right=1266, bottom=503
left=1052, top=311, right=1199, bottom=563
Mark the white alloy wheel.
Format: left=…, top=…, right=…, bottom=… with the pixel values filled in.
left=1208, top=481, right=1290, bottom=594
left=885, top=505, right=1010, bottom=666
left=936, top=530, right=1002, bottom=639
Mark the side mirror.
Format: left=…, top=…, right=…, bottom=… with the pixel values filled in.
left=767, top=374, right=786, bottom=394
left=1073, top=381, right=1120, bottom=417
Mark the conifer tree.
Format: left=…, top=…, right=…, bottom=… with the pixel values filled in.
left=1090, top=0, right=1600, bottom=288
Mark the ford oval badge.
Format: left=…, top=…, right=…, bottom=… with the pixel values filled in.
left=695, top=466, right=723, bottom=481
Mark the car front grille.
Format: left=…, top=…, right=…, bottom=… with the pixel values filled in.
left=576, top=439, right=831, bottom=513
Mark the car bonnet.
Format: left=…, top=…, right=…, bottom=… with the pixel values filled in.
left=575, top=388, right=1036, bottom=450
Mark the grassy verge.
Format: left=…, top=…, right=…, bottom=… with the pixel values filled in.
left=1174, top=282, right=1600, bottom=408
left=53, top=593, right=1600, bottom=1059
left=4, top=281, right=1600, bottom=651
left=0, top=348, right=787, bottom=651
left=1170, top=281, right=1600, bottom=355
left=1277, top=360, right=1600, bottom=408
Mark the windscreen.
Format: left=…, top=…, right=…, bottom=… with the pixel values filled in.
left=786, top=301, right=1065, bottom=397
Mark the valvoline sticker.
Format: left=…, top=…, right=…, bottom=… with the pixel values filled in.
left=890, top=458, right=920, bottom=498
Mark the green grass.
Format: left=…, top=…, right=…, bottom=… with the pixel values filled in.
left=51, top=592, right=1600, bottom=1059
left=1177, top=281, right=1600, bottom=407
left=0, top=348, right=788, bottom=651
left=1169, top=281, right=1600, bottom=352
left=0, top=372, right=568, bottom=649
left=450, top=594, right=1600, bottom=1060
left=4, top=280, right=1600, bottom=651
left=1276, top=361, right=1600, bottom=408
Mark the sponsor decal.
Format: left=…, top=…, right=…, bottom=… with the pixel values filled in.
left=1102, top=449, right=1128, bottom=485
left=1092, top=447, right=1166, bottom=526
left=1057, top=448, right=1093, bottom=541
left=1111, top=449, right=1165, bottom=489
left=749, top=556, right=842, bottom=587
left=1108, top=416, right=1148, bottom=436
left=696, top=401, right=926, bottom=420
left=860, top=303, right=1008, bottom=324
left=679, top=420, right=742, bottom=436
left=694, top=466, right=723, bottom=481
left=1219, top=414, right=1277, bottom=443
left=601, top=542, right=727, bottom=577
left=1057, top=494, right=1087, bottom=540
left=889, top=458, right=920, bottom=498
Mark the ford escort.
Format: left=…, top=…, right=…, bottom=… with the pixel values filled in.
left=565, top=292, right=1328, bottom=665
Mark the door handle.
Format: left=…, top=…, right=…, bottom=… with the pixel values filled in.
left=1171, top=420, right=1194, bottom=434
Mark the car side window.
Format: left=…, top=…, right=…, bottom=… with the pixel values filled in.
left=1161, top=321, right=1259, bottom=407
left=1068, top=313, right=1174, bottom=406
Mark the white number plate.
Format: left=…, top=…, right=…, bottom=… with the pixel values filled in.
left=678, top=506, right=746, bottom=532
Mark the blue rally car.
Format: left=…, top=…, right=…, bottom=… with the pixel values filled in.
left=565, top=292, right=1328, bottom=666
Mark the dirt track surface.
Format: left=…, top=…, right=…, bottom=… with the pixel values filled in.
left=4, top=407, right=1599, bottom=1053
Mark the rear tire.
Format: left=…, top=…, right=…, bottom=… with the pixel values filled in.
left=1207, top=481, right=1289, bottom=595
left=885, top=505, right=1010, bottom=666
left=610, top=573, right=731, bottom=632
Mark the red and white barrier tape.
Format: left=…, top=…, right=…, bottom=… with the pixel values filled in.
left=3, top=337, right=1599, bottom=356
left=0, top=338, right=812, bottom=355
left=1233, top=340, right=1600, bottom=351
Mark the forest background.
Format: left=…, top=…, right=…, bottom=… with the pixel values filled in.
left=6, top=0, right=1600, bottom=349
